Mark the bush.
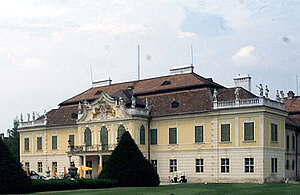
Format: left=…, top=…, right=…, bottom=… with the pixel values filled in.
left=99, top=131, right=160, bottom=187
left=0, top=138, right=31, bottom=194
left=31, top=178, right=117, bottom=192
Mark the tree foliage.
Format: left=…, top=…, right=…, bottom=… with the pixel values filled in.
left=6, top=119, right=20, bottom=162
left=99, top=131, right=160, bottom=187
left=0, top=137, right=31, bottom=194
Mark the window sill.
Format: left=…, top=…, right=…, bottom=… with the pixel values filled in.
left=271, top=141, right=278, bottom=143
left=243, top=140, right=256, bottom=143
left=220, top=141, right=231, bottom=144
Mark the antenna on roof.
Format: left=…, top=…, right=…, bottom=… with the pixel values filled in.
left=191, top=45, right=194, bottom=65
left=90, top=65, right=93, bottom=84
left=137, top=44, right=141, bottom=80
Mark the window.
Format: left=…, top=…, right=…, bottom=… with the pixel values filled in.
left=84, top=128, right=92, bottom=147
left=244, top=122, right=254, bottom=141
left=271, top=123, right=278, bottom=142
left=221, top=158, right=230, bottom=173
left=221, top=124, right=230, bottom=142
left=170, top=159, right=177, bottom=172
left=286, top=135, right=289, bottom=149
left=151, top=160, right=157, bottom=172
left=245, top=158, right=254, bottom=173
left=37, top=137, right=42, bottom=150
left=161, top=80, right=171, bottom=86
left=271, top=158, right=277, bottom=173
left=24, top=138, right=29, bottom=151
left=196, top=159, right=204, bottom=173
left=292, top=135, right=295, bottom=150
left=150, top=129, right=157, bottom=145
left=292, top=160, right=295, bottom=170
left=25, top=162, right=30, bottom=169
left=286, top=160, right=289, bottom=170
left=140, top=125, right=145, bottom=145
left=195, top=126, right=203, bottom=143
left=171, top=101, right=179, bottom=108
left=100, top=126, right=108, bottom=150
left=117, top=125, right=126, bottom=139
left=38, top=162, right=43, bottom=173
left=86, top=161, right=92, bottom=175
left=69, top=134, right=74, bottom=149
left=169, top=128, right=177, bottom=144
left=52, top=161, right=57, bottom=173
left=52, top=136, right=57, bottom=150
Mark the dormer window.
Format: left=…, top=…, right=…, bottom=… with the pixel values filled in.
left=171, top=101, right=179, bottom=108
left=94, top=90, right=102, bottom=95
left=161, top=81, right=171, bottom=86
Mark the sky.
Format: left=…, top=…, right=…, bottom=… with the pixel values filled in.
left=0, top=0, right=299, bottom=134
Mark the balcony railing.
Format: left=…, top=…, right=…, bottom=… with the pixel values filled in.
left=69, top=144, right=117, bottom=154
left=213, top=97, right=285, bottom=111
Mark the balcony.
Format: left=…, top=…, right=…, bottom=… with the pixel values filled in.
left=68, top=144, right=117, bottom=155
left=213, top=97, right=285, bottom=111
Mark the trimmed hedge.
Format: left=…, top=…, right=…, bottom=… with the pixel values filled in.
left=31, top=178, right=117, bottom=193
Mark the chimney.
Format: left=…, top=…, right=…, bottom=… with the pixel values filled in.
left=287, top=91, right=295, bottom=99
left=170, top=65, right=194, bottom=75
left=233, top=74, right=251, bottom=92
left=92, top=78, right=112, bottom=88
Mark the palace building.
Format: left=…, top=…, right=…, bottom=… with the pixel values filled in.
left=18, top=65, right=300, bottom=183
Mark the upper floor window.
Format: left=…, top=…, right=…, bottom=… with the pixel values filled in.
left=69, top=135, right=74, bottom=149
left=24, top=138, right=29, bottom=151
left=150, top=129, right=157, bottom=145
left=84, top=128, right=92, bottom=147
left=117, top=125, right=126, bottom=140
left=292, top=135, right=295, bottom=150
left=271, top=123, right=278, bottom=142
left=140, top=125, right=145, bottom=145
left=37, top=137, right=42, bottom=151
left=286, top=135, right=290, bottom=149
left=244, top=122, right=254, bottom=141
left=195, top=126, right=203, bottom=143
left=221, top=124, right=230, bottom=142
left=52, top=136, right=57, bottom=150
left=100, top=126, right=108, bottom=150
left=169, top=127, right=177, bottom=144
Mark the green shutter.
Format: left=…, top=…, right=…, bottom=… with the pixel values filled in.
left=52, top=136, right=57, bottom=150
left=244, top=122, right=254, bottom=141
left=100, top=127, right=108, bottom=150
left=150, top=129, right=157, bottom=145
left=84, top=128, right=92, bottom=146
left=118, top=125, right=126, bottom=139
left=24, top=138, right=29, bottom=151
left=69, top=135, right=74, bottom=147
left=271, top=124, right=278, bottom=142
left=140, top=125, right=145, bottom=145
left=221, top=124, right=230, bottom=142
left=195, top=126, right=203, bottom=143
left=169, top=128, right=177, bottom=144
left=37, top=137, right=42, bottom=150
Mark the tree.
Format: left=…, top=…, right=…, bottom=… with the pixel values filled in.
left=6, top=119, right=20, bottom=162
left=99, top=131, right=160, bottom=187
left=0, top=137, right=31, bottom=193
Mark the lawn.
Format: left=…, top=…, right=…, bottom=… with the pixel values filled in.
left=34, top=183, right=300, bottom=195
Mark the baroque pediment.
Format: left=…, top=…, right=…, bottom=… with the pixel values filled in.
left=77, top=92, right=130, bottom=122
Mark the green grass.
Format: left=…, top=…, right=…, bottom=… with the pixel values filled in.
left=33, top=183, right=300, bottom=195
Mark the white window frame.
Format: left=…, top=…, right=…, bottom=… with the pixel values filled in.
left=220, top=121, right=231, bottom=142
left=195, top=158, right=204, bottom=173
left=169, top=159, right=177, bottom=173
left=243, top=119, right=255, bottom=142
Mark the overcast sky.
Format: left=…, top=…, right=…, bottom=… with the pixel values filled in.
left=1, top=0, right=299, bottom=134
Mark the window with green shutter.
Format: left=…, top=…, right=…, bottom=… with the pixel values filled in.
left=150, top=129, right=157, bottom=145
left=195, top=126, right=203, bottom=143
left=221, top=124, right=230, bottom=142
left=37, top=137, right=42, bottom=150
left=52, top=136, right=57, bottom=150
left=24, top=138, right=29, bottom=151
left=100, top=126, right=108, bottom=150
left=244, top=122, right=254, bottom=141
left=117, top=125, right=126, bottom=139
left=169, top=127, right=177, bottom=144
left=140, top=125, right=145, bottom=145
left=84, top=128, right=92, bottom=146
left=271, top=123, right=278, bottom=142
left=69, top=134, right=74, bottom=149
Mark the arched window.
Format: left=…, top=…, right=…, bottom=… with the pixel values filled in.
left=140, top=125, right=145, bottom=145
left=117, top=125, right=126, bottom=140
left=100, top=126, right=108, bottom=151
left=84, top=128, right=92, bottom=147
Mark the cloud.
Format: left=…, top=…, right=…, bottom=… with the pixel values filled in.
left=179, top=31, right=197, bottom=38
left=19, top=58, right=46, bottom=70
left=232, top=45, right=255, bottom=60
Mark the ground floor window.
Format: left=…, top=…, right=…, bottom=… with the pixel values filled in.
left=25, top=162, right=30, bottom=169
left=286, top=160, right=289, bottom=170
left=221, top=158, right=229, bottom=173
left=170, top=159, right=177, bottom=173
left=151, top=160, right=157, bottom=172
left=195, top=159, right=204, bottom=173
left=86, top=161, right=92, bottom=176
left=292, top=160, right=295, bottom=170
left=38, top=162, right=43, bottom=173
left=52, top=161, right=57, bottom=172
left=245, top=158, right=254, bottom=173
left=271, top=158, right=277, bottom=173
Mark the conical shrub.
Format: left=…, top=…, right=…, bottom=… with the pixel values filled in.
left=99, top=131, right=160, bottom=187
